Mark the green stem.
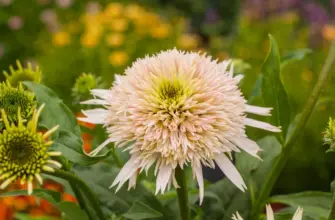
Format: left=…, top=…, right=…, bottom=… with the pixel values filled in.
left=43, top=169, right=106, bottom=220
left=251, top=41, right=335, bottom=219
left=69, top=181, right=95, bottom=220
left=175, top=167, right=190, bottom=220
left=328, top=193, right=335, bottom=220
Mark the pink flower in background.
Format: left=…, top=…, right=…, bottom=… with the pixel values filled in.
left=55, top=0, right=72, bottom=9
left=86, top=1, right=101, bottom=15
left=0, top=0, right=12, bottom=6
left=8, top=16, right=23, bottom=31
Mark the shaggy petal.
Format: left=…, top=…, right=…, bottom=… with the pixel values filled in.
left=245, top=118, right=281, bottom=132
left=215, top=154, right=246, bottom=191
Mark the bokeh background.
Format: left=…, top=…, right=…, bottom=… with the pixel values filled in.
left=1, top=0, right=335, bottom=219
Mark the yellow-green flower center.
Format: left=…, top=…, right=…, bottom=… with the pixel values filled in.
left=0, top=128, right=47, bottom=175
left=159, top=80, right=184, bottom=101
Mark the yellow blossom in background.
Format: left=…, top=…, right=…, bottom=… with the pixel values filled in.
left=322, top=25, right=335, bottom=41
left=106, top=33, right=124, bottom=47
left=81, top=34, right=99, bottom=48
left=104, top=2, right=123, bottom=18
left=125, top=4, right=143, bottom=20
left=177, top=34, right=200, bottom=50
left=145, top=12, right=160, bottom=27
left=85, top=23, right=103, bottom=37
left=150, top=23, right=170, bottom=39
left=109, top=18, right=128, bottom=32
left=52, top=31, right=70, bottom=47
left=108, top=51, right=129, bottom=66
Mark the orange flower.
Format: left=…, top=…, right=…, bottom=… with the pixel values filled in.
left=13, top=196, right=29, bottom=211
left=0, top=200, right=13, bottom=220
left=82, top=132, right=93, bottom=153
left=63, top=193, right=77, bottom=203
left=76, top=112, right=96, bottom=129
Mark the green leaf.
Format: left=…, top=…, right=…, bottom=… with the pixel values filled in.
left=261, top=34, right=291, bottom=140
left=53, top=130, right=112, bottom=165
left=123, top=200, right=163, bottom=219
left=202, top=136, right=282, bottom=220
left=270, top=191, right=332, bottom=219
left=74, top=163, right=175, bottom=219
left=23, top=81, right=81, bottom=137
left=0, top=189, right=89, bottom=220
left=15, top=213, right=58, bottom=220
left=281, top=49, right=312, bottom=68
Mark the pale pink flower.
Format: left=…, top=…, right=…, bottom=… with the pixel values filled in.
left=232, top=205, right=303, bottom=220
left=79, top=49, right=281, bottom=203
left=8, top=16, right=23, bottom=30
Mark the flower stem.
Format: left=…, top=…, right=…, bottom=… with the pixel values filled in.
left=43, top=169, right=106, bottom=220
left=251, top=41, right=335, bottom=219
left=69, top=181, right=96, bottom=220
left=328, top=193, right=335, bottom=220
left=175, top=167, right=191, bottom=220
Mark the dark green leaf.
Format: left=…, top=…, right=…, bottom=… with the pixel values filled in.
left=202, top=136, right=281, bottom=220
left=0, top=189, right=89, bottom=220
left=261, top=34, right=291, bottom=140
left=270, top=191, right=332, bottom=219
left=23, top=81, right=81, bottom=137
left=281, top=49, right=312, bottom=68
left=123, top=200, right=163, bottom=219
left=74, top=163, right=174, bottom=219
left=53, top=130, right=112, bottom=165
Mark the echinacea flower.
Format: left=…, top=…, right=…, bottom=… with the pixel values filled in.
left=232, top=205, right=303, bottom=220
left=324, top=117, right=335, bottom=151
left=3, top=60, right=42, bottom=87
left=0, top=104, right=61, bottom=194
left=79, top=49, right=281, bottom=203
left=0, top=81, right=37, bottom=127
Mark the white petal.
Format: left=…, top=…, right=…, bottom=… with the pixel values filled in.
left=292, top=207, right=303, bottom=220
left=232, top=137, right=261, bottom=159
left=80, top=99, right=108, bottom=105
left=245, top=105, right=272, bottom=116
left=245, top=118, right=281, bottom=132
left=155, top=165, right=173, bottom=195
left=128, top=173, right=137, bottom=190
left=215, top=154, right=246, bottom=191
left=232, top=212, right=244, bottom=220
left=78, top=108, right=108, bottom=124
left=114, top=74, right=123, bottom=85
left=88, top=138, right=112, bottom=156
left=193, top=165, right=204, bottom=204
left=111, top=156, right=139, bottom=192
left=235, top=74, right=244, bottom=83
left=266, top=204, right=274, bottom=220
left=91, top=89, right=110, bottom=100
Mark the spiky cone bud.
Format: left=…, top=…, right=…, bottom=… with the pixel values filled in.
left=0, top=104, right=61, bottom=195
left=3, top=60, right=42, bottom=87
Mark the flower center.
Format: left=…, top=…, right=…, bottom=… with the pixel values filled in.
left=1, top=129, right=46, bottom=167
left=158, top=79, right=184, bottom=103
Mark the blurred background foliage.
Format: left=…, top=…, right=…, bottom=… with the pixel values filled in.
left=1, top=0, right=335, bottom=219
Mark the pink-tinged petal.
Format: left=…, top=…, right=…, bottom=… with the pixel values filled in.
left=231, top=212, right=244, bottom=220
left=80, top=99, right=108, bottom=105
left=245, top=118, right=281, bottom=132
left=91, top=89, right=110, bottom=99
left=111, top=156, right=139, bottom=192
left=215, top=154, right=246, bottom=192
left=78, top=108, right=108, bottom=124
left=245, top=105, right=272, bottom=116
left=266, top=205, right=275, bottom=220
left=232, top=137, right=262, bottom=159
left=292, top=207, right=303, bottom=220
left=193, top=165, right=204, bottom=204
left=155, top=165, right=173, bottom=194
